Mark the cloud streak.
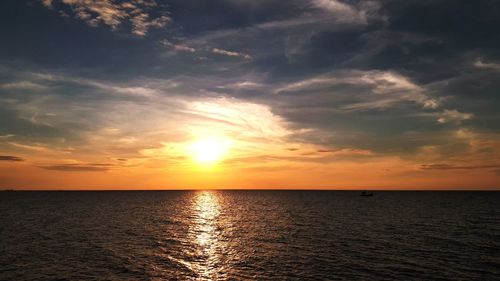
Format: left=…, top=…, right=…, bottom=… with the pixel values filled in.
left=161, top=40, right=196, bottom=53
left=40, top=163, right=112, bottom=172
left=275, top=70, right=439, bottom=111
left=421, top=163, right=500, bottom=171
left=212, top=48, right=252, bottom=59
left=474, top=58, right=500, bottom=71
left=0, top=155, right=24, bottom=161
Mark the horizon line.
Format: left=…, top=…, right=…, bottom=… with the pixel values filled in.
left=2, top=188, right=499, bottom=191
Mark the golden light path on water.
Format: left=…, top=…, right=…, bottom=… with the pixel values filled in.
left=189, top=191, right=224, bottom=280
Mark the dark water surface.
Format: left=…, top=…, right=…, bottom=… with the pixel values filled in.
left=1, top=191, right=499, bottom=280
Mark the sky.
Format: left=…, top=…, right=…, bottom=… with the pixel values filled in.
left=0, top=0, right=499, bottom=190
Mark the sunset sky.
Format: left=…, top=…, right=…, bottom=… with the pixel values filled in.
left=1, top=0, right=499, bottom=189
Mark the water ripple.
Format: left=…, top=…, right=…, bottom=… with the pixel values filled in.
left=1, top=191, right=499, bottom=280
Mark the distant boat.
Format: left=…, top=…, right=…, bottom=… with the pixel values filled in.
left=360, top=191, right=373, bottom=197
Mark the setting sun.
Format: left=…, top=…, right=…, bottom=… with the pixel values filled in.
left=189, top=137, right=232, bottom=165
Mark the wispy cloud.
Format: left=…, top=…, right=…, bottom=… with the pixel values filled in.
left=8, top=142, right=48, bottom=152
left=39, top=163, right=113, bottom=171
left=474, top=58, right=500, bottom=71
left=217, top=81, right=263, bottom=90
left=160, top=40, right=253, bottom=60
left=437, top=110, right=474, bottom=124
left=160, top=40, right=196, bottom=53
left=212, top=48, right=252, bottom=59
left=0, top=134, right=14, bottom=139
left=275, top=70, right=439, bottom=110
left=39, top=0, right=171, bottom=36
left=1, top=81, right=47, bottom=90
left=28, top=71, right=160, bottom=98
left=186, top=98, right=290, bottom=141
left=316, top=148, right=374, bottom=156
left=421, top=163, right=500, bottom=170
left=0, top=155, right=24, bottom=161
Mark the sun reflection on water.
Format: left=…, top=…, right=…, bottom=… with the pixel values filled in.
left=189, top=191, right=223, bottom=280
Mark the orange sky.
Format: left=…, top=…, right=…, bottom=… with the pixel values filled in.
left=2, top=125, right=499, bottom=190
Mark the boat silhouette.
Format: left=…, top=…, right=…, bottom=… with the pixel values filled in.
left=360, top=191, right=373, bottom=197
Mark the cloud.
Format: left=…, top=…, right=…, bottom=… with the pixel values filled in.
left=421, top=163, right=500, bottom=170
left=160, top=40, right=253, bottom=60
left=160, top=40, right=255, bottom=60
left=1, top=81, right=46, bottom=90
left=0, top=155, right=24, bottom=161
left=8, top=142, right=48, bottom=152
left=28, top=71, right=159, bottom=98
left=347, top=71, right=440, bottom=110
left=39, top=163, right=112, bottom=171
left=41, top=0, right=53, bottom=8
left=161, top=40, right=196, bottom=53
left=138, top=97, right=300, bottom=164
left=39, top=0, right=171, bottom=36
left=311, top=0, right=382, bottom=24
left=131, top=14, right=170, bottom=36
left=186, top=98, right=290, bottom=141
left=474, top=58, right=500, bottom=71
left=107, top=86, right=158, bottom=97
left=316, top=148, right=373, bottom=156
left=437, top=110, right=474, bottom=124
left=218, top=81, right=263, bottom=90
left=275, top=70, right=439, bottom=110
left=212, top=48, right=252, bottom=59
left=0, top=134, right=14, bottom=139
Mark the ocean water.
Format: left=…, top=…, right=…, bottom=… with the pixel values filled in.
left=0, top=191, right=499, bottom=281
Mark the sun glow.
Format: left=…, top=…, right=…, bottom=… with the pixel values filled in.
left=190, top=137, right=232, bottom=165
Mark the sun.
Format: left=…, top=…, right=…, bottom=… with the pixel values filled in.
left=189, top=137, right=232, bottom=165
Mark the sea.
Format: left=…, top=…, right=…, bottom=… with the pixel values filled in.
left=0, top=191, right=499, bottom=280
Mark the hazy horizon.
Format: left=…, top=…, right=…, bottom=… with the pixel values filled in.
left=3, top=187, right=499, bottom=191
